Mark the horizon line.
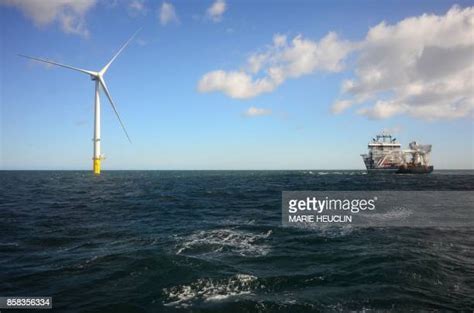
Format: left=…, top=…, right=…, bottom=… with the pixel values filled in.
left=1, top=169, right=473, bottom=171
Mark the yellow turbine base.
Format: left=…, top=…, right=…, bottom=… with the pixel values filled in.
left=93, top=158, right=101, bottom=175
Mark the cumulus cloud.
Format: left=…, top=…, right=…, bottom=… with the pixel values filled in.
left=128, top=0, right=147, bottom=17
left=198, top=70, right=282, bottom=99
left=198, top=32, right=353, bottom=99
left=159, top=2, right=178, bottom=25
left=333, top=5, right=474, bottom=120
left=199, top=5, right=474, bottom=120
left=206, top=0, right=226, bottom=22
left=243, top=107, right=272, bottom=117
left=1, top=0, right=96, bottom=37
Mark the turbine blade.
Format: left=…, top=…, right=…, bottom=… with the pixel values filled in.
left=99, top=77, right=132, bottom=143
left=99, top=28, right=141, bottom=75
left=18, top=54, right=96, bottom=76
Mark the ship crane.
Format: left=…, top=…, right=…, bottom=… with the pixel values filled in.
left=402, top=142, right=432, bottom=166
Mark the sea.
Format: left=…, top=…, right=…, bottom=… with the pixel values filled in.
left=1, top=170, right=473, bottom=312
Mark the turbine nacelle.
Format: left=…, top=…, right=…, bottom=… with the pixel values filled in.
left=90, top=73, right=100, bottom=80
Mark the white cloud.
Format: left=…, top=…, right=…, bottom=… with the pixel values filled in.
left=128, top=0, right=147, bottom=17
left=356, top=100, right=407, bottom=119
left=243, top=107, right=272, bottom=117
left=273, top=34, right=287, bottom=47
left=198, top=32, right=353, bottom=99
left=334, top=5, right=474, bottom=120
left=159, top=2, right=178, bottom=26
left=198, top=70, right=280, bottom=99
left=1, top=0, right=96, bottom=37
left=206, top=0, right=226, bottom=22
left=199, top=5, right=474, bottom=120
left=331, top=100, right=353, bottom=114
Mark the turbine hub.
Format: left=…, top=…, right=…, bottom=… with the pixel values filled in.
left=90, top=72, right=100, bottom=81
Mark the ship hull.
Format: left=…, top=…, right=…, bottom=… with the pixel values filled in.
left=365, top=166, right=434, bottom=174
left=397, top=166, right=434, bottom=174
left=366, top=168, right=400, bottom=174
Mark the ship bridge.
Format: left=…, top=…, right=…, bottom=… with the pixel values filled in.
left=362, top=132, right=403, bottom=170
left=368, top=132, right=401, bottom=148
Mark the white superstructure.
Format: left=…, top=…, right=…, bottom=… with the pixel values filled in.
left=361, top=132, right=403, bottom=172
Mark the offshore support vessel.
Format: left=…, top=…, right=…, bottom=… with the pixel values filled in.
left=361, top=132, right=433, bottom=174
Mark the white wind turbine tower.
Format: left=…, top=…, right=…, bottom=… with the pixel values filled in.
left=19, top=30, right=140, bottom=175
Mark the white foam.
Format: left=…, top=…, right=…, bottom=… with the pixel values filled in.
left=163, top=274, right=258, bottom=307
left=176, top=229, right=272, bottom=257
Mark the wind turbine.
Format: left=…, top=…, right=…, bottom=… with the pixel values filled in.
left=19, top=30, right=140, bottom=175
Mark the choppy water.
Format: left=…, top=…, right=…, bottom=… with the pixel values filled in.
left=1, top=170, right=473, bottom=312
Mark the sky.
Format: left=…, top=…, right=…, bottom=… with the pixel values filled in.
left=1, top=0, right=473, bottom=170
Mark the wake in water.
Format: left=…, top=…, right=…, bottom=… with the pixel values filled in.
left=175, top=228, right=272, bottom=257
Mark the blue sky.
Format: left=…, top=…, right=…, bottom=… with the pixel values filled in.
left=1, top=0, right=473, bottom=170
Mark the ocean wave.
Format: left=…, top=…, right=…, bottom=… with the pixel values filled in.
left=163, top=274, right=259, bottom=307
left=286, top=223, right=355, bottom=238
left=214, top=218, right=257, bottom=227
left=175, top=228, right=272, bottom=257
left=73, top=255, right=100, bottom=269
left=360, top=207, right=413, bottom=221
left=302, top=171, right=367, bottom=176
left=0, top=242, right=19, bottom=247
